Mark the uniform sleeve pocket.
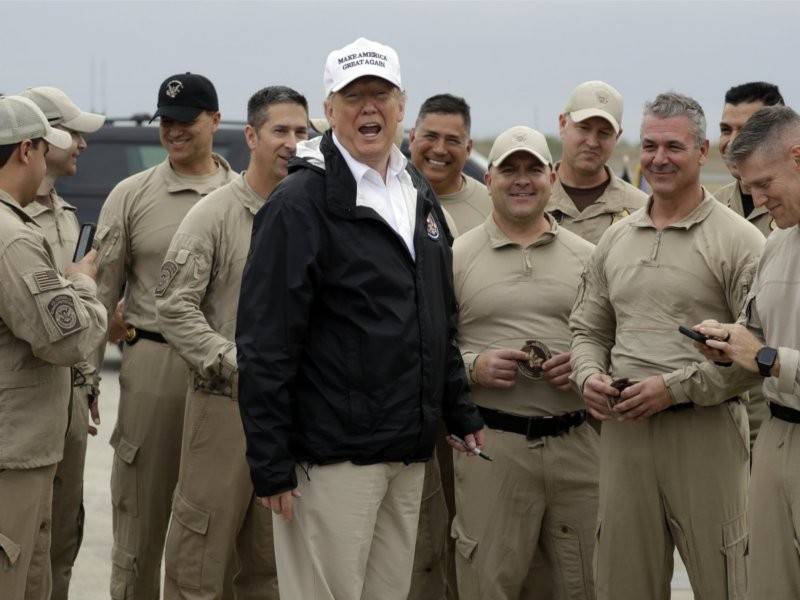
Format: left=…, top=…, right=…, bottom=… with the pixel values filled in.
left=165, top=493, right=210, bottom=590
left=722, top=512, right=749, bottom=600
left=21, top=270, right=88, bottom=342
left=0, top=532, right=21, bottom=569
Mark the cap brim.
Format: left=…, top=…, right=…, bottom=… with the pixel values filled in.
left=151, top=105, right=204, bottom=123
left=492, top=147, right=550, bottom=168
left=44, top=126, right=73, bottom=150
left=569, top=108, right=620, bottom=134
left=328, top=70, right=401, bottom=96
left=62, top=111, right=106, bottom=133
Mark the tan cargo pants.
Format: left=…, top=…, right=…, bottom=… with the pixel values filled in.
left=163, top=387, right=277, bottom=600
left=595, top=402, right=749, bottom=600
left=451, top=423, right=599, bottom=600
left=273, top=461, right=425, bottom=600
left=109, top=339, right=189, bottom=600
left=749, top=413, right=800, bottom=598
left=50, top=386, right=89, bottom=600
left=0, top=464, right=58, bottom=600
left=746, top=388, right=769, bottom=447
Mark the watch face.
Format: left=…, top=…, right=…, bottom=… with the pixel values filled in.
left=757, top=346, right=778, bottom=376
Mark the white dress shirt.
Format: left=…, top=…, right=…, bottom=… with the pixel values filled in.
left=333, top=132, right=418, bottom=258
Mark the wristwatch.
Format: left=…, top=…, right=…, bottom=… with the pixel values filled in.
left=756, top=346, right=778, bottom=377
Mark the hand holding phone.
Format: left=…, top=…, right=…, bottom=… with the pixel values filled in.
left=73, top=223, right=96, bottom=262
left=678, top=325, right=709, bottom=344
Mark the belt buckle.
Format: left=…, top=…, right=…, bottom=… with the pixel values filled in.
left=525, top=414, right=553, bottom=440
left=124, top=326, right=138, bottom=345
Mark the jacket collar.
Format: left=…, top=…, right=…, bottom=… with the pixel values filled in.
left=630, top=187, right=716, bottom=230
left=484, top=212, right=559, bottom=249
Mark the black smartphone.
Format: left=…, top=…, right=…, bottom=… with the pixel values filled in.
left=678, top=325, right=709, bottom=344
left=73, top=223, right=96, bottom=262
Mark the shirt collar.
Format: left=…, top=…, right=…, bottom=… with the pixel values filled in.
left=234, top=172, right=268, bottom=215
left=159, top=153, right=233, bottom=194
left=484, top=212, right=559, bottom=249
left=0, top=188, right=38, bottom=225
left=26, top=189, right=76, bottom=218
left=630, top=187, right=716, bottom=230
left=332, top=131, right=407, bottom=184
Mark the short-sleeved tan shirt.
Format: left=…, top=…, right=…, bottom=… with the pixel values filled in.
left=454, top=213, right=594, bottom=417
left=570, top=190, right=765, bottom=406
left=93, top=155, right=234, bottom=332
left=714, top=180, right=774, bottom=237
left=155, top=173, right=265, bottom=395
left=438, top=175, right=493, bottom=236
left=547, top=164, right=647, bottom=245
left=0, top=189, right=107, bottom=469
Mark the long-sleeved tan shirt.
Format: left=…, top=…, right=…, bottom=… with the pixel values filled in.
left=438, top=175, right=493, bottom=236
left=93, top=155, right=234, bottom=332
left=0, top=190, right=106, bottom=469
left=454, top=214, right=594, bottom=417
left=546, top=164, right=647, bottom=245
left=155, top=173, right=265, bottom=395
left=742, top=225, right=800, bottom=410
left=715, top=180, right=774, bottom=238
left=570, top=190, right=765, bottom=406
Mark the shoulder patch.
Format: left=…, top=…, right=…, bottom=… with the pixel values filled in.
left=47, top=294, right=81, bottom=335
left=155, top=260, right=179, bottom=297
left=32, top=269, right=62, bottom=292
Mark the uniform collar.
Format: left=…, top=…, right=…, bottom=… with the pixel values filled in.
left=0, top=188, right=38, bottom=225
left=630, top=187, right=715, bottom=230
left=158, top=152, right=233, bottom=195
left=331, top=131, right=408, bottom=185
left=233, top=172, right=267, bottom=215
left=484, top=211, right=559, bottom=249
left=548, top=163, right=630, bottom=219
left=728, top=180, right=770, bottom=221
left=25, top=189, right=76, bottom=218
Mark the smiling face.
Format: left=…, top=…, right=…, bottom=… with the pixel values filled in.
left=737, top=143, right=800, bottom=229
left=719, top=101, right=765, bottom=163
left=409, top=112, right=471, bottom=194
left=246, top=102, right=309, bottom=186
left=159, top=110, right=220, bottom=168
left=485, top=151, right=555, bottom=225
left=559, top=115, right=618, bottom=177
left=640, top=115, right=708, bottom=200
left=325, top=76, right=404, bottom=172
left=44, top=126, right=86, bottom=178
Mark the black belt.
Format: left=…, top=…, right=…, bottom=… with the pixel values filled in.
left=665, top=396, right=740, bottom=413
left=769, top=402, right=800, bottom=424
left=124, top=327, right=167, bottom=346
left=478, top=406, right=585, bottom=440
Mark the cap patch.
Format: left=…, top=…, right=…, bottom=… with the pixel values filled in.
left=596, top=92, right=609, bottom=104
left=165, top=80, right=184, bottom=99
left=513, top=133, right=527, bottom=143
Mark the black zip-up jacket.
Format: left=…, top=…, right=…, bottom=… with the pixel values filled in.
left=236, top=132, right=483, bottom=497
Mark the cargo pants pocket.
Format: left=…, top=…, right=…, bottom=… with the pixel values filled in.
left=551, top=523, right=591, bottom=600
left=722, top=513, right=748, bottom=600
left=110, top=431, right=140, bottom=517
left=450, top=518, right=479, bottom=599
left=110, top=544, right=137, bottom=600
left=0, top=533, right=21, bottom=571
left=164, top=493, right=210, bottom=590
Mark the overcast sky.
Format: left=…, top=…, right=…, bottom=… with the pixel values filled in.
left=5, top=1, right=798, bottom=141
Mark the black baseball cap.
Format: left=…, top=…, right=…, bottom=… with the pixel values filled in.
left=151, top=72, right=218, bottom=123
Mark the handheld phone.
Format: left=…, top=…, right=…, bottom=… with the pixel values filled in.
left=73, top=223, right=97, bottom=262
left=678, top=325, right=709, bottom=344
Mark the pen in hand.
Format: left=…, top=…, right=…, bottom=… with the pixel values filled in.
left=449, top=434, right=493, bottom=461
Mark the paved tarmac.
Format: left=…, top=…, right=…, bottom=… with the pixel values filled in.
left=70, top=358, right=695, bottom=599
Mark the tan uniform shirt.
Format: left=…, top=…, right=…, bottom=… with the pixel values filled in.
left=155, top=173, right=265, bottom=394
left=438, top=175, right=492, bottom=235
left=743, top=225, right=800, bottom=410
left=24, top=190, right=95, bottom=383
left=570, top=190, right=765, bottom=406
left=0, top=190, right=106, bottom=469
left=454, top=214, right=594, bottom=417
left=714, top=180, right=774, bottom=237
left=547, top=164, right=647, bottom=245
left=94, top=155, right=234, bottom=330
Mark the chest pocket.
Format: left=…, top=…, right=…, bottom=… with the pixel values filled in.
left=22, top=269, right=87, bottom=342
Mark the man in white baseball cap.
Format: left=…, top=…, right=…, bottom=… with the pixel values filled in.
left=237, top=37, right=484, bottom=600
left=0, top=94, right=106, bottom=600
left=19, top=86, right=105, bottom=600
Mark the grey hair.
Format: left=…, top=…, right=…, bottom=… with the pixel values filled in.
left=641, top=92, right=706, bottom=147
left=728, top=105, right=800, bottom=163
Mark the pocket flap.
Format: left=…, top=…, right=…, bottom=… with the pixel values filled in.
left=450, top=518, right=478, bottom=562
left=173, top=493, right=210, bottom=535
left=111, top=544, right=136, bottom=571
left=110, top=431, right=139, bottom=465
left=0, top=533, right=21, bottom=567
left=722, top=513, right=748, bottom=549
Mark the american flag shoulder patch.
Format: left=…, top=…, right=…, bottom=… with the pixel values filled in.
left=32, top=269, right=62, bottom=292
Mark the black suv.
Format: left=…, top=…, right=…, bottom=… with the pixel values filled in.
left=60, top=116, right=488, bottom=223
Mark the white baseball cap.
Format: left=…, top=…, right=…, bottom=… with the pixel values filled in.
left=0, top=95, right=72, bottom=149
left=488, top=126, right=553, bottom=168
left=323, top=37, right=402, bottom=96
left=21, top=86, right=105, bottom=133
left=564, top=80, right=623, bottom=134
